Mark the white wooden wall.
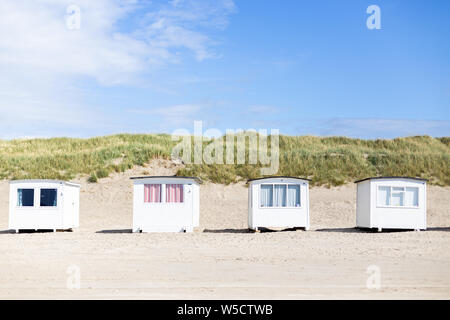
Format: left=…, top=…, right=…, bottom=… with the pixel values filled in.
left=9, top=180, right=80, bottom=231
left=356, top=178, right=426, bottom=230
left=248, top=178, right=310, bottom=230
left=132, top=178, right=200, bottom=233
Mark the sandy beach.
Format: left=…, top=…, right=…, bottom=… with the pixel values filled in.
left=0, top=160, right=449, bottom=299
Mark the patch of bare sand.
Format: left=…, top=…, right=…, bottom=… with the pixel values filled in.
left=0, top=159, right=449, bottom=299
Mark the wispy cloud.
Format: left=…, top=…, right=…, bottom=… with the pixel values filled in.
left=297, top=118, right=450, bottom=139
left=243, top=105, right=280, bottom=115
left=0, top=0, right=235, bottom=84
left=128, top=104, right=203, bottom=117
left=143, top=0, right=236, bottom=61
left=127, top=104, right=208, bottom=130
left=0, top=0, right=235, bottom=137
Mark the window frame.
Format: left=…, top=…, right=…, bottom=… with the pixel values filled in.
left=39, top=188, right=58, bottom=207
left=143, top=183, right=163, bottom=204
left=258, top=183, right=302, bottom=209
left=16, top=188, right=35, bottom=208
left=143, top=183, right=186, bottom=205
left=16, top=187, right=60, bottom=210
left=376, top=185, right=419, bottom=209
left=165, top=183, right=185, bottom=204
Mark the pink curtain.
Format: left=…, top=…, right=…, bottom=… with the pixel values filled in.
left=166, top=184, right=184, bottom=203
left=144, top=184, right=161, bottom=203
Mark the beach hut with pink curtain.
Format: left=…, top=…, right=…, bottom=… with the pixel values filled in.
left=131, top=176, right=201, bottom=233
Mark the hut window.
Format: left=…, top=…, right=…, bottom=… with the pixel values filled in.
left=273, top=185, right=287, bottom=207
left=287, top=185, right=301, bottom=207
left=17, top=189, right=34, bottom=207
left=405, top=187, right=419, bottom=207
left=260, top=184, right=301, bottom=207
left=40, top=189, right=58, bottom=207
left=166, top=184, right=184, bottom=203
left=144, top=184, right=162, bottom=203
left=391, top=187, right=404, bottom=206
left=260, top=185, right=273, bottom=207
left=377, top=186, right=391, bottom=206
left=377, top=186, right=419, bottom=207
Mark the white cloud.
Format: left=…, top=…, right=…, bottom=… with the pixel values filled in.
left=129, top=104, right=203, bottom=117
left=0, top=0, right=234, bottom=83
left=244, top=105, right=280, bottom=114
left=298, top=118, right=450, bottom=139
left=0, top=1, right=136, bottom=85
left=0, top=0, right=235, bottom=137
left=127, top=104, right=206, bottom=129
left=149, top=0, right=236, bottom=30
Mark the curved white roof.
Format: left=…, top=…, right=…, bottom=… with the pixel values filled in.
left=130, top=176, right=202, bottom=184
left=354, top=176, right=427, bottom=184
left=9, top=179, right=80, bottom=188
left=247, top=176, right=311, bottom=184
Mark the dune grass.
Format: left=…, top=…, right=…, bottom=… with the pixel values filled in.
left=0, top=134, right=448, bottom=186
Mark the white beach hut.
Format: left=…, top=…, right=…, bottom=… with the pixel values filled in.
left=355, top=177, right=427, bottom=231
left=247, top=176, right=310, bottom=231
left=9, top=180, right=80, bottom=232
left=131, top=176, right=201, bottom=233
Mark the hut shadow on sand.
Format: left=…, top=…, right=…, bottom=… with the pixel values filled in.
left=96, top=229, right=133, bottom=234
left=426, top=227, right=450, bottom=232
left=203, top=227, right=306, bottom=234
left=316, top=227, right=425, bottom=233
left=203, top=228, right=252, bottom=234
left=0, top=229, right=69, bottom=234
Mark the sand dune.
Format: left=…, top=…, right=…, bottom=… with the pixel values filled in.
left=0, top=159, right=449, bottom=299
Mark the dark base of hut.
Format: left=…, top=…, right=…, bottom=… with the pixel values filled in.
left=12, top=228, right=73, bottom=233
left=355, top=227, right=424, bottom=233
left=248, top=227, right=307, bottom=233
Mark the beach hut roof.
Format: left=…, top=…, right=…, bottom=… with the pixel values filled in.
left=130, top=176, right=203, bottom=184
left=354, top=176, right=428, bottom=184
left=246, top=176, right=311, bottom=184
left=9, top=179, right=80, bottom=188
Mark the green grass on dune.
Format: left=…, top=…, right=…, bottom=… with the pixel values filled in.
left=0, top=134, right=174, bottom=182
left=0, top=134, right=448, bottom=186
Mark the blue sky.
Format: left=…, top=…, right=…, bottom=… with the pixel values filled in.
left=0, top=0, right=449, bottom=139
